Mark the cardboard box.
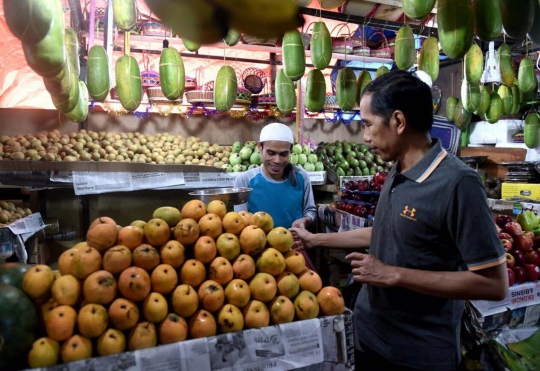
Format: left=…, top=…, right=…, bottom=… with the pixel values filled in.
left=501, top=183, right=540, bottom=201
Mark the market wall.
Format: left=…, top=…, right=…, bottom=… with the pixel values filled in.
left=437, top=61, right=464, bottom=118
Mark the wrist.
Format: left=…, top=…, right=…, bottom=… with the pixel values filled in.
left=390, top=266, right=403, bottom=287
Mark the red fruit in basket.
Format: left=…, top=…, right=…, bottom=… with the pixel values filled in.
left=341, top=190, right=351, bottom=200
left=507, top=268, right=515, bottom=287
left=501, top=239, right=513, bottom=251
left=352, top=194, right=363, bottom=202
left=524, top=231, right=535, bottom=241
left=373, top=171, right=387, bottom=184
left=509, top=250, right=526, bottom=266
left=368, top=180, right=377, bottom=191
left=504, top=222, right=522, bottom=237
left=353, top=205, right=368, bottom=218
left=344, top=203, right=356, bottom=214
left=499, top=233, right=514, bottom=243
left=345, top=181, right=357, bottom=191
left=523, top=264, right=540, bottom=281
left=372, top=183, right=382, bottom=192
left=336, top=202, right=346, bottom=211
left=357, top=180, right=369, bottom=191
left=525, top=250, right=540, bottom=266
left=512, top=266, right=527, bottom=284
left=495, top=215, right=513, bottom=229
left=368, top=206, right=376, bottom=216
left=515, top=234, right=533, bottom=252
left=506, top=253, right=515, bottom=268
left=534, top=237, right=540, bottom=248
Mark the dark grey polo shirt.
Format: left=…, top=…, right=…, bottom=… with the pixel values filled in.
left=354, top=139, right=505, bottom=370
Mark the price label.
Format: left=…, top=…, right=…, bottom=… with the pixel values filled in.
left=308, top=171, right=326, bottom=185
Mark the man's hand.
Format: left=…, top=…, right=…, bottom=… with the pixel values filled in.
left=346, top=252, right=399, bottom=287
left=292, top=217, right=311, bottom=229
left=290, top=227, right=315, bottom=249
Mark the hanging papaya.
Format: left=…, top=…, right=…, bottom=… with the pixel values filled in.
left=115, top=55, right=142, bottom=112
left=461, top=79, right=480, bottom=113
left=87, top=45, right=110, bottom=102
left=498, top=44, right=515, bottom=87
left=64, top=28, right=80, bottom=77
left=357, top=70, right=372, bottom=104
left=375, top=66, right=389, bottom=79
left=224, top=29, right=241, bottom=46
left=454, top=100, right=472, bottom=129
left=500, top=0, right=534, bottom=39
left=310, top=22, right=332, bottom=70
left=65, top=81, right=89, bottom=123
left=485, top=92, right=502, bottom=123
left=518, top=57, right=537, bottom=93
left=305, top=69, right=326, bottom=113
left=21, top=0, right=65, bottom=78
left=464, top=44, right=483, bottom=84
left=472, top=0, right=502, bottom=41
left=524, top=112, right=540, bottom=148
left=446, top=96, right=458, bottom=122
left=497, top=85, right=513, bottom=115
left=214, top=66, right=237, bottom=113
left=474, top=85, right=491, bottom=116
left=437, top=0, right=474, bottom=60
left=418, top=36, right=439, bottom=83
left=336, top=67, right=357, bottom=111
left=3, top=0, right=54, bottom=44
left=402, top=0, right=436, bottom=21
left=112, top=0, right=137, bottom=32
left=159, top=47, right=185, bottom=100
left=276, top=69, right=296, bottom=114
left=183, top=38, right=201, bottom=52
left=395, top=25, right=415, bottom=71
left=528, top=0, right=540, bottom=44
left=510, top=85, right=521, bottom=115
left=282, top=30, right=306, bottom=81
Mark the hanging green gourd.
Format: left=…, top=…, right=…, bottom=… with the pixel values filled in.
left=336, top=67, right=357, bottom=111
left=395, top=25, right=415, bottom=71
left=461, top=79, right=480, bottom=113
left=437, top=0, right=474, bottom=60
left=159, top=40, right=185, bottom=100
left=65, top=81, right=89, bottom=123
left=485, top=92, right=502, bottom=123
left=276, top=69, right=296, bottom=114
left=472, top=0, right=503, bottom=41
left=510, top=85, right=521, bottom=115
left=282, top=29, right=306, bottom=81
left=498, top=44, right=514, bottom=87
left=497, top=85, right=513, bottom=115
left=464, top=44, right=483, bottom=84
left=402, top=0, right=436, bottom=20
left=518, top=57, right=537, bottom=93
left=115, top=32, right=142, bottom=112
left=357, top=70, right=372, bottom=104
left=375, top=66, right=389, bottom=79
left=87, top=46, right=110, bottom=102
left=454, top=100, right=472, bottom=129
left=224, top=29, right=241, bottom=46
left=418, top=36, right=439, bottom=83
left=3, top=0, right=54, bottom=44
left=446, top=96, right=458, bottom=122
left=305, top=69, right=326, bottom=113
left=214, top=66, right=237, bottom=113
left=183, top=38, right=201, bottom=52
left=64, top=28, right=80, bottom=77
left=524, top=111, right=540, bottom=148
left=310, top=22, right=332, bottom=70
left=474, top=85, right=491, bottom=116
left=112, top=0, right=137, bottom=32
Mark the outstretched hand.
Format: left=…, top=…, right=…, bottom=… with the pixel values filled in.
left=290, top=227, right=315, bottom=249
left=346, top=252, right=398, bottom=287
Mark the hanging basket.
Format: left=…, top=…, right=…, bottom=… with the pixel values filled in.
left=330, top=24, right=364, bottom=55
left=241, top=34, right=281, bottom=47
left=235, top=88, right=252, bottom=105
left=369, top=31, right=392, bottom=59
left=140, top=51, right=160, bottom=93
left=140, top=21, right=172, bottom=37
left=185, top=69, right=214, bottom=105
left=147, top=87, right=183, bottom=103
left=241, top=67, right=268, bottom=94
left=258, top=92, right=277, bottom=106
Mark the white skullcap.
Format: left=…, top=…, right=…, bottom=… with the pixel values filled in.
left=259, top=123, right=294, bottom=143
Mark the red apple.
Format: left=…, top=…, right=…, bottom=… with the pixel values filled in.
left=496, top=215, right=513, bottom=229
left=373, top=171, right=387, bottom=185
left=368, top=180, right=376, bottom=191
left=357, top=180, right=369, bottom=191
left=506, top=253, right=515, bottom=268
left=523, top=264, right=540, bottom=281
left=509, top=250, right=526, bottom=267
left=341, top=190, right=351, bottom=200
left=512, top=266, right=527, bottom=284
left=507, top=268, right=515, bottom=287
left=525, top=250, right=540, bottom=266
left=352, top=194, right=363, bottom=202
left=345, top=181, right=357, bottom=191
left=499, top=233, right=514, bottom=243
left=353, top=205, right=368, bottom=218
left=515, top=234, right=534, bottom=252
left=336, top=201, right=346, bottom=211
left=504, top=222, right=523, bottom=237
left=344, top=203, right=356, bottom=214
left=501, top=239, right=513, bottom=251
left=524, top=231, right=535, bottom=241
left=534, top=237, right=540, bottom=249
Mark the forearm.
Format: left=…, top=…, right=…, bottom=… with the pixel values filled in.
left=310, top=227, right=372, bottom=250
left=392, top=263, right=508, bottom=301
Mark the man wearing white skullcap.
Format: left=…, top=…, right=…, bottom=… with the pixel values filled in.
left=234, top=123, right=316, bottom=230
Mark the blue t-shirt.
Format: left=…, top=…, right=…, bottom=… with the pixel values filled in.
left=234, top=166, right=316, bottom=228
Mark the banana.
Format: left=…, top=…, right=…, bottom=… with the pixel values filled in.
left=144, top=0, right=227, bottom=44
left=214, top=0, right=302, bottom=39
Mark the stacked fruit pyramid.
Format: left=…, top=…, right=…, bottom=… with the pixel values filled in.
left=21, top=201, right=344, bottom=368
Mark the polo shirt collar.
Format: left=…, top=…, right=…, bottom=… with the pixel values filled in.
left=396, top=138, right=447, bottom=183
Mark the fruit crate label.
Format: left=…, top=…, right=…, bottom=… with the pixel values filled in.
left=308, top=171, right=326, bottom=185
left=471, top=281, right=540, bottom=317
left=72, top=171, right=185, bottom=194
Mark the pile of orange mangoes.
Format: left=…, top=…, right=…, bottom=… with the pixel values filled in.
left=21, top=200, right=345, bottom=368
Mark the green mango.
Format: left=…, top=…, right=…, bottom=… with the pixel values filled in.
left=446, top=96, right=458, bottom=122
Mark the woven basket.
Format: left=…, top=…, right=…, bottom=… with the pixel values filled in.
left=241, top=67, right=267, bottom=94
left=147, top=86, right=182, bottom=102
left=185, top=76, right=197, bottom=92
left=331, top=24, right=363, bottom=55
left=324, top=93, right=339, bottom=111
left=235, top=88, right=252, bottom=105
left=241, top=34, right=281, bottom=47
left=258, top=92, right=277, bottom=105
left=110, top=86, right=119, bottom=101
left=369, top=32, right=392, bottom=59
left=186, top=90, right=214, bottom=104
left=140, top=21, right=171, bottom=37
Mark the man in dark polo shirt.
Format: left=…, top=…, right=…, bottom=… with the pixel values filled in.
left=290, top=70, right=508, bottom=371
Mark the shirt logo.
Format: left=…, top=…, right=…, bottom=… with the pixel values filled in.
left=400, top=206, right=417, bottom=221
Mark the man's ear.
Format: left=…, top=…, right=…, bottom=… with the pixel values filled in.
left=257, top=142, right=263, bottom=151
left=393, top=110, right=407, bottom=135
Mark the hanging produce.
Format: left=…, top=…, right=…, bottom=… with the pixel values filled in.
left=21, top=0, right=66, bottom=78
left=282, top=30, right=306, bottom=81
left=460, top=79, right=480, bottom=113
left=524, top=111, right=540, bottom=148
left=336, top=67, right=357, bottom=111
left=402, top=0, right=436, bottom=21
left=497, top=85, right=513, bottom=115
left=310, top=22, right=332, bottom=70
left=472, top=0, right=502, bottom=41
left=276, top=69, right=296, bottom=114
left=453, top=100, right=472, bottom=129
left=356, top=70, right=372, bottom=104
left=159, top=41, right=185, bottom=101
left=485, top=92, right=502, bottom=123
left=87, top=46, right=110, bottom=102
left=510, top=85, right=521, bottom=115
left=64, top=28, right=80, bottom=78
left=115, top=34, right=142, bottom=112
left=305, top=69, right=326, bottom=112
left=3, top=0, right=54, bottom=44
left=112, top=0, right=137, bottom=32
left=437, top=0, right=474, bottom=60
left=48, top=67, right=80, bottom=114
left=464, top=44, right=483, bottom=84
left=214, top=66, right=237, bottom=113
left=475, top=85, right=491, bottom=116
left=65, top=81, right=89, bottom=123
left=518, top=57, right=537, bottom=94
left=375, top=66, right=389, bottom=79
left=394, top=25, right=415, bottom=71
left=223, top=29, right=241, bottom=47
left=183, top=38, right=201, bottom=52
left=500, top=0, right=535, bottom=39
left=446, top=96, right=457, bottom=122
left=498, top=44, right=515, bottom=87
left=418, top=37, right=439, bottom=83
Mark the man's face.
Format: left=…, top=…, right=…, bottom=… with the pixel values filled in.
left=360, top=94, right=399, bottom=162
left=259, top=140, right=292, bottom=180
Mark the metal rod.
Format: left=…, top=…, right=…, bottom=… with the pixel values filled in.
left=68, top=0, right=85, bottom=32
